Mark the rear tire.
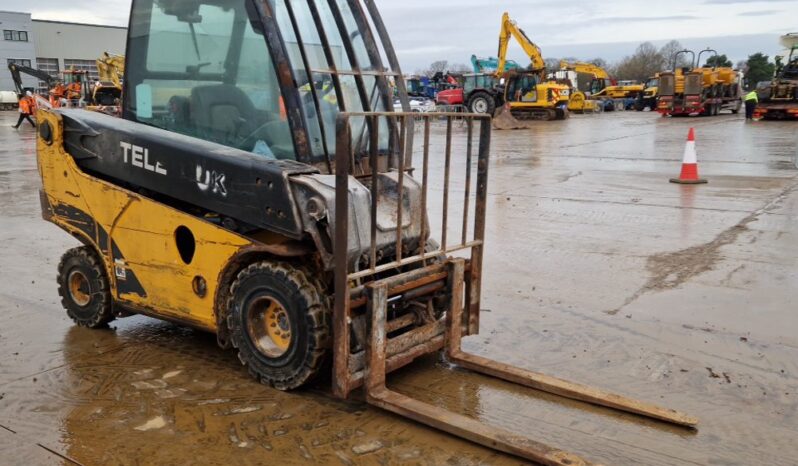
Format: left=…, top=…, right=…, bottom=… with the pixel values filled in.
left=57, top=247, right=114, bottom=328
left=467, top=91, right=495, bottom=115
left=227, top=261, right=330, bottom=390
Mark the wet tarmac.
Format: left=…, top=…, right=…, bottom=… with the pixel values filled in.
left=1, top=109, right=797, bottom=465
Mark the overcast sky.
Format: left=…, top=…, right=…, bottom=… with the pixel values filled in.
left=6, top=0, right=795, bottom=69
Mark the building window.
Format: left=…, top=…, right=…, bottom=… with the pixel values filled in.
left=37, top=58, right=60, bottom=93
left=7, top=58, right=32, bottom=68
left=3, top=30, right=28, bottom=42
left=64, top=59, right=99, bottom=82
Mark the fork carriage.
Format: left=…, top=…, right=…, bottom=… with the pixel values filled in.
left=331, top=111, right=697, bottom=465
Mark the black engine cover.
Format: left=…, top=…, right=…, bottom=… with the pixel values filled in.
left=59, top=109, right=317, bottom=239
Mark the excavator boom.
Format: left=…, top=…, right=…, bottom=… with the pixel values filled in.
left=96, top=52, right=125, bottom=89
left=559, top=60, right=610, bottom=80
left=496, top=12, right=545, bottom=77
left=7, top=62, right=56, bottom=95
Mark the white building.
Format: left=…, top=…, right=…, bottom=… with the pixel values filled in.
left=0, top=10, right=126, bottom=94
left=0, top=11, right=36, bottom=92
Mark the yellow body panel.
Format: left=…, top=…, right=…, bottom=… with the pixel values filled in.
left=36, top=109, right=254, bottom=331
left=508, top=81, right=569, bottom=110
left=567, top=91, right=599, bottom=112
left=593, top=84, right=644, bottom=99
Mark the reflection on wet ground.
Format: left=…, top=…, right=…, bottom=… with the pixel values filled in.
left=1, top=110, right=797, bottom=465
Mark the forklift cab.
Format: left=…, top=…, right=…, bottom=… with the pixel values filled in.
left=124, top=0, right=404, bottom=171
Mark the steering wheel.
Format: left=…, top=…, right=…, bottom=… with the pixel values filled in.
left=237, top=119, right=275, bottom=153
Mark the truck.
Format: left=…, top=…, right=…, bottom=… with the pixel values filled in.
left=754, top=38, right=798, bottom=120
left=657, top=49, right=743, bottom=117
left=0, top=91, right=18, bottom=110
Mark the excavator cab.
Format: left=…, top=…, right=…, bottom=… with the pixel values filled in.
left=35, top=1, right=697, bottom=463
left=503, top=71, right=570, bottom=120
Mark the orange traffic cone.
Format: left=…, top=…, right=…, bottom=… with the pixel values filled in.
left=670, top=128, right=707, bottom=184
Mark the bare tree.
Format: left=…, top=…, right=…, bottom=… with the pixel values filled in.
left=425, top=60, right=449, bottom=76
left=544, top=57, right=561, bottom=71
left=448, top=63, right=472, bottom=74
left=589, top=57, right=608, bottom=69
left=659, top=40, right=692, bottom=69
left=613, top=42, right=666, bottom=82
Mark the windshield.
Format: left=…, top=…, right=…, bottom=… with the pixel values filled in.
left=126, top=0, right=296, bottom=160
left=271, top=0, right=394, bottom=161
left=124, top=0, right=401, bottom=165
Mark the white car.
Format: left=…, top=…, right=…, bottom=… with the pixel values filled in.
left=394, top=97, right=435, bottom=113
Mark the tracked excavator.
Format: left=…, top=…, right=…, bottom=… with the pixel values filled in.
left=558, top=60, right=645, bottom=112
left=495, top=12, right=570, bottom=122
left=556, top=60, right=602, bottom=113
left=36, top=0, right=697, bottom=463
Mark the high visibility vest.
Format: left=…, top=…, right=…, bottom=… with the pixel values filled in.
left=18, top=97, right=30, bottom=113
left=744, top=91, right=758, bottom=102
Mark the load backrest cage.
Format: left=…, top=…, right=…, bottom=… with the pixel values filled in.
left=331, top=111, right=491, bottom=399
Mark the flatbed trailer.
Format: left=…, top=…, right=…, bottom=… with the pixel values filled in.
left=657, top=49, right=743, bottom=117
left=658, top=93, right=741, bottom=116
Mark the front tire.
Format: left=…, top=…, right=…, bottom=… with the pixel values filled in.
left=467, top=91, right=496, bottom=115
left=57, top=246, right=114, bottom=328
left=227, top=261, right=330, bottom=390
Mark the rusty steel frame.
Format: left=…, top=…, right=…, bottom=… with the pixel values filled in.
left=333, top=111, right=492, bottom=400
left=332, top=111, right=698, bottom=463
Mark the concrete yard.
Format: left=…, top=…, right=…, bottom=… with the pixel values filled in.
left=1, top=109, right=796, bottom=465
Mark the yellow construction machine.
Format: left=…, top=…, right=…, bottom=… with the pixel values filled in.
left=496, top=12, right=570, bottom=121
left=35, top=0, right=697, bottom=463
left=657, top=49, right=743, bottom=116
left=90, top=52, right=125, bottom=111
left=559, top=60, right=644, bottom=111
left=557, top=60, right=603, bottom=113
left=635, top=75, right=659, bottom=110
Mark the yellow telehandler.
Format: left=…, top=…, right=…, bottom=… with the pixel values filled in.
left=35, top=0, right=697, bottom=463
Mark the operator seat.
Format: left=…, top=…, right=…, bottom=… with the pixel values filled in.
left=190, top=84, right=260, bottom=149
left=189, top=84, right=295, bottom=159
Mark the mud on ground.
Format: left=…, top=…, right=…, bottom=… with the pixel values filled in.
left=1, top=110, right=797, bottom=465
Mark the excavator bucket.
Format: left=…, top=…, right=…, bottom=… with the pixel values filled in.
left=493, top=103, right=536, bottom=130
left=332, top=111, right=698, bottom=464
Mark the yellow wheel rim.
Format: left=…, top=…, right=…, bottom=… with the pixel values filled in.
left=246, top=296, right=292, bottom=358
left=68, top=270, right=91, bottom=307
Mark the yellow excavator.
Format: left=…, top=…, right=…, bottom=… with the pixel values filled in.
left=559, top=60, right=644, bottom=111
left=557, top=60, right=602, bottom=113
left=495, top=12, right=570, bottom=121
left=89, top=52, right=124, bottom=111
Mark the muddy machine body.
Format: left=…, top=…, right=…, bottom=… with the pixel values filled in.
left=36, top=0, right=696, bottom=463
